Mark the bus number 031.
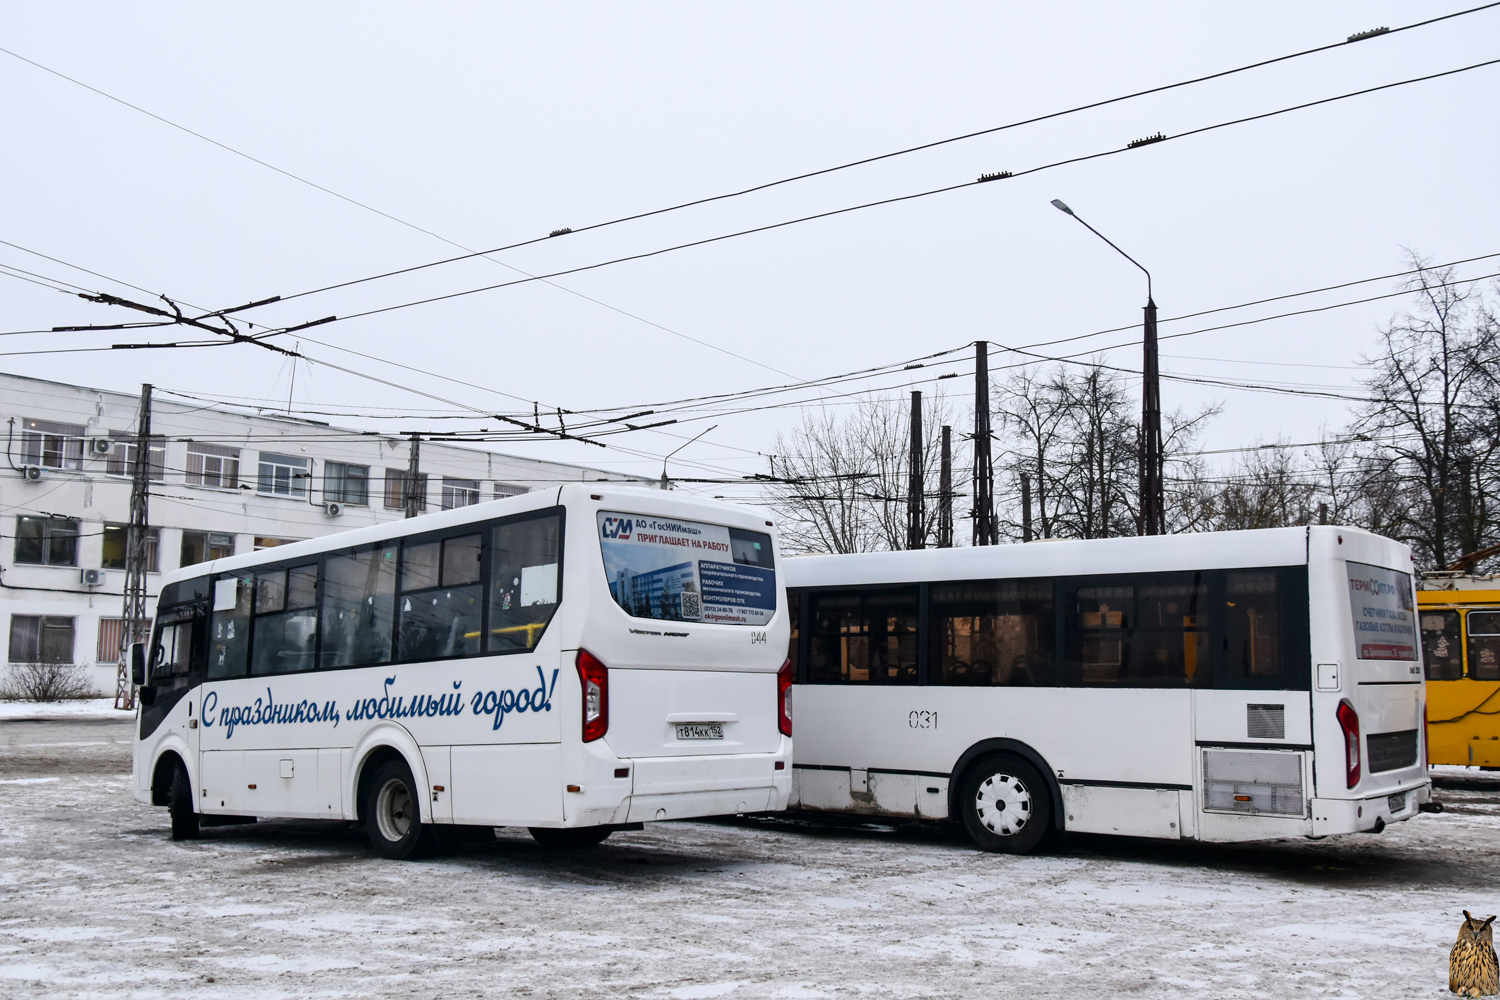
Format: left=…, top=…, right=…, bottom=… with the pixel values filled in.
left=909, top=710, right=937, bottom=730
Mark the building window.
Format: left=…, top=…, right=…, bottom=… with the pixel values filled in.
left=185, top=442, right=240, bottom=489
left=181, top=530, right=235, bottom=567
left=442, top=477, right=481, bottom=510
left=253, top=536, right=300, bottom=551
left=105, top=433, right=166, bottom=480
left=324, top=462, right=370, bottom=505
left=494, top=483, right=527, bottom=500
left=384, top=468, right=427, bottom=511
left=257, top=453, right=310, bottom=497
left=8, top=615, right=75, bottom=664
left=95, top=616, right=151, bottom=663
left=100, top=525, right=160, bottom=572
left=19, top=418, right=85, bottom=470
left=14, top=516, right=80, bottom=566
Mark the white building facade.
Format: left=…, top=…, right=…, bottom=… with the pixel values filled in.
left=0, top=373, right=651, bottom=695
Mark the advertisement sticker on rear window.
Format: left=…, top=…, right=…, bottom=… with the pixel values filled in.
left=597, top=512, right=775, bottom=626
left=1346, top=561, right=1416, bottom=661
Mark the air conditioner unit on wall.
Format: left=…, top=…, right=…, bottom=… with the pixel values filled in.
left=324, top=502, right=343, bottom=517
left=89, top=438, right=113, bottom=457
left=80, top=569, right=104, bottom=587
left=21, top=465, right=42, bottom=481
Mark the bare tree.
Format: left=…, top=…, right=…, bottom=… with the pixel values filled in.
left=996, top=367, right=1071, bottom=539
left=1355, top=259, right=1500, bottom=568
left=1202, top=445, right=1319, bottom=531
left=766, top=391, right=964, bottom=553
left=1054, top=364, right=1136, bottom=539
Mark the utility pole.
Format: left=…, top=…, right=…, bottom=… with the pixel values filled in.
left=972, top=341, right=997, bottom=546
left=115, top=384, right=152, bottom=711
left=1140, top=297, right=1165, bottom=535
left=404, top=433, right=423, bottom=519
left=937, top=425, right=953, bottom=548
left=1021, top=472, right=1034, bottom=543
left=906, top=391, right=925, bottom=550
left=1050, top=199, right=1165, bottom=535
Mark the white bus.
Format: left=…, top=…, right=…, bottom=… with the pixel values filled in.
left=132, top=485, right=792, bottom=858
left=784, top=525, right=1431, bottom=852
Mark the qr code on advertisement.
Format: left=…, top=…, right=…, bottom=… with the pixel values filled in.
left=681, top=592, right=702, bottom=620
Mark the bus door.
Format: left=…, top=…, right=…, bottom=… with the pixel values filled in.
left=140, top=598, right=208, bottom=766
left=1191, top=567, right=1312, bottom=837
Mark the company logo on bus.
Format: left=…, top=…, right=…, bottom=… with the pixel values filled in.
left=601, top=516, right=633, bottom=540
left=1349, top=576, right=1397, bottom=597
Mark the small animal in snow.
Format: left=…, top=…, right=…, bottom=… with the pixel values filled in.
left=1450, top=910, right=1499, bottom=997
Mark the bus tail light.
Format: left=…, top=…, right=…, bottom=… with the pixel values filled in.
left=777, top=659, right=793, bottom=737
left=1337, top=699, right=1361, bottom=788
left=576, top=649, right=608, bottom=743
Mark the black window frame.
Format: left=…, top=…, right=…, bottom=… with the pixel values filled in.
left=14, top=515, right=80, bottom=566
left=101, top=524, right=160, bottom=572
left=203, top=505, right=566, bottom=679
left=7, top=614, right=76, bottom=664
left=323, top=462, right=370, bottom=506
left=790, top=565, right=1311, bottom=691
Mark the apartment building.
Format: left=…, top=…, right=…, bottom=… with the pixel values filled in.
left=0, top=372, right=652, bottom=694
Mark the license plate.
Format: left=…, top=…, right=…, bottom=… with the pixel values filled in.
left=675, top=723, right=724, bottom=740
left=1388, top=792, right=1406, bottom=813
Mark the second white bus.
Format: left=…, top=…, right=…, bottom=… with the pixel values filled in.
left=784, top=525, right=1431, bottom=852
left=132, top=485, right=793, bottom=858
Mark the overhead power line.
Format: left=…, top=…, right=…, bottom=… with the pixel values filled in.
left=143, top=2, right=1492, bottom=316
left=238, top=56, right=1500, bottom=339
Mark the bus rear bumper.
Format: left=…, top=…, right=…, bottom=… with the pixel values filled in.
left=1310, top=780, right=1432, bottom=835
left=566, top=745, right=792, bottom=827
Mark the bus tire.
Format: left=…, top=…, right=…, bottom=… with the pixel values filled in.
left=528, top=826, right=613, bottom=847
left=958, top=753, right=1050, bottom=854
left=168, top=759, right=199, bottom=842
left=364, top=759, right=428, bottom=860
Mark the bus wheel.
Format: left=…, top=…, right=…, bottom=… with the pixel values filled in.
left=959, top=754, right=1050, bottom=854
left=168, top=760, right=199, bottom=842
left=365, top=759, right=427, bottom=860
left=528, top=826, right=613, bottom=847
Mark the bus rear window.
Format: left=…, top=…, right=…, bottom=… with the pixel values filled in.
left=1469, top=611, right=1500, bottom=680
left=1346, top=561, right=1416, bottom=661
left=598, top=511, right=776, bottom=625
left=1421, top=610, right=1463, bottom=680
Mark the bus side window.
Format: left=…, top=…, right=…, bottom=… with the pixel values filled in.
left=1421, top=610, right=1463, bottom=680
left=209, top=574, right=253, bottom=679
left=929, top=579, right=1053, bottom=686
left=250, top=564, right=319, bottom=675
left=322, top=544, right=397, bottom=668
left=807, top=588, right=917, bottom=684
left=787, top=593, right=799, bottom=678
left=1066, top=574, right=1208, bottom=687
left=150, top=616, right=196, bottom=683
left=397, top=532, right=483, bottom=662
left=1223, top=570, right=1281, bottom=683
left=1468, top=611, right=1500, bottom=681
left=488, top=513, right=562, bottom=652
left=1067, top=585, right=1129, bottom=684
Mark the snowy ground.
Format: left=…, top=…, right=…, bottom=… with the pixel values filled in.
left=0, top=718, right=1493, bottom=999
left=0, top=698, right=125, bottom=721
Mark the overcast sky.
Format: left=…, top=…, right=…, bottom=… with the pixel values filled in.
left=2, top=2, right=1496, bottom=506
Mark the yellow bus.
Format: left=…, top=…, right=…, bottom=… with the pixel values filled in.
left=1420, top=575, right=1500, bottom=767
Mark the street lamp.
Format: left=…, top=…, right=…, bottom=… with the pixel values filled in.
left=1050, top=198, right=1164, bottom=535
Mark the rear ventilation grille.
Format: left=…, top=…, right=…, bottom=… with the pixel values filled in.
left=1367, top=730, right=1418, bottom=773
left=1247, top=704, right=1285, bottom=740
left=1202, top=749, right=1304, bottom=817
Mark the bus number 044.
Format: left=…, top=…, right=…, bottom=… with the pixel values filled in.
left=909, top=710, right=937, bottom=730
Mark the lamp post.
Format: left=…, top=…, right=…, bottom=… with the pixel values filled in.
left=1050, top=199, right=1164, bottom=536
